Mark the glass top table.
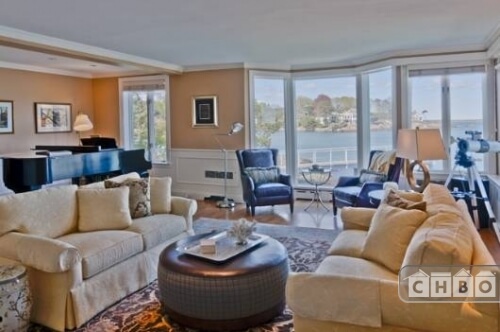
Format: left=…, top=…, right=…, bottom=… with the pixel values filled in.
left=301, top=167, right=332, bottom=211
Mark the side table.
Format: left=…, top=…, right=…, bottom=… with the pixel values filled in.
left=301, top=168, right=332, bottom=211
left=0, top=264, right=31, bottom=332
left=368, top=189, right=385, bottom=207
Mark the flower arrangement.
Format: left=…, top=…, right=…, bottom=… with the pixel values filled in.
left=227, top=218, right=256, bottom=245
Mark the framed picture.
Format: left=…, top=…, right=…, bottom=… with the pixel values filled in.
left=192, top=96, right=218, bottom=128
left=0, top=100, right=14, bottom=134
left=35, top=103, right=72, bottom=133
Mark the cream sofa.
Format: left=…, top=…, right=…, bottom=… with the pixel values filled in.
left=287, top=184, right=499, bottom=332
left=0, top=172, right=197, bottom=331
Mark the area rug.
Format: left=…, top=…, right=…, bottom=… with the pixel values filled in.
left=29, top=219, right=339, bottom=332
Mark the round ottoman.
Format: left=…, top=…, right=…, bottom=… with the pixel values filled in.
left=158, top=235, right=289, bottom=331
left=0, top=265, right=31, bottom=332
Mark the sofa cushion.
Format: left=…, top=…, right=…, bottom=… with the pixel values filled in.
left=80, top=172, right=141, bottom=189
left=340, top=207, right=377, bottom=231
left=402, top=212, right=473, bottom=267
left=150, top=177, right=172, bottom=214
left=0, top=185, right=78, bottom=238
left=362, top=204, right=427, bottom=273
left=317, top=255, right=398, bottom=281
left=58, top=230, right=143, bottom=279
left=105, top=178, right=151, bottom=218
left=77, top=187, right=132, bottom=232
left=423, top=183, right=457, bottom=206
left=328, top=230, right=367, bottom=257
left=126, top=214, right=187, bottom=249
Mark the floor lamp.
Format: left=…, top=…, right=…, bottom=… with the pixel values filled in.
left=213, top=122, right=244, bottom=208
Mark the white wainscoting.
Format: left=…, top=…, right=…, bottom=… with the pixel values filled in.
left=151, top=149, right=244, bottom=202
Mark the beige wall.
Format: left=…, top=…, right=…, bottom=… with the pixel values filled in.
left=170, top=69, right=245, bottom=149
left=0, top=68, right=93, bottom=154
left=92, top=78, right=120, bottom=141
left=0, top=68, right=245, bottom=154
left=91, top=68, right=246, bottom=149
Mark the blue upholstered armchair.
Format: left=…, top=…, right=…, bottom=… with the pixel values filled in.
left=236, top=149, right=294, bottom=216
left=332, top=150, right=404, bottom=215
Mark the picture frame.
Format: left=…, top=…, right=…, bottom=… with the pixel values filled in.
left=0, top=100, right=14, bottom=134
left=34, top=103, right=72, bottom=133
left=192, top=96, right=218, bottom=128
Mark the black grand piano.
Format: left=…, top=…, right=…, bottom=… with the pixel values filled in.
left=3, top=144, right=152, bottom=193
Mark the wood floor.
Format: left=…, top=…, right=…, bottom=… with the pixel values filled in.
left=193, top=198, right=500, bottom=263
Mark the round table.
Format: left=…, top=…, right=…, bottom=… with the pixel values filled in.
left=301, top=168, right=332, bottom=211
left=158, top=234, right=289, bottom=331
left=368, top=189, right=385, bottom=207
left=0, top=265, right=31, bottom=332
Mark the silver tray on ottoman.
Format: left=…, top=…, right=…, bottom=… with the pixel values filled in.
left=177, top=231, right=269, bottom=262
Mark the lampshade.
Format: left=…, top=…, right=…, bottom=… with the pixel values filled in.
left=396, top=128, right=447, bottom=161
left=229, top=122, right=244, bottom=135
left=396, top=128, right=447, bottom=193
left=73, top=113, right=93, bottom=132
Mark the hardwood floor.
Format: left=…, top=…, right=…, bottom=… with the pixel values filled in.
left=193, top=199, right=500, bottom=263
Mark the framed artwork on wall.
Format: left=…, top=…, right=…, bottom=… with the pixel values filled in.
left=192, top=95, right=218, bottom=128
left=0, top=100, right=14, bottom=134
left=34, top=102, right=72, bottom=133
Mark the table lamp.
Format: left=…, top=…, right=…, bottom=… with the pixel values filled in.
left=396, top=127, right=447, bottom=192
left=214, top=122, right=244, bottom=208
left=74, top=113, right=94, bottom=143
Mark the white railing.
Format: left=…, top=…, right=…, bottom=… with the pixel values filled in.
left=276, top=145, right=392, bottom=170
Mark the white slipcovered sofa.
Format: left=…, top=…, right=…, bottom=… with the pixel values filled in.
left=287, top=184, right=499, bottom=332
left=0, top=172, right=197, bottom=331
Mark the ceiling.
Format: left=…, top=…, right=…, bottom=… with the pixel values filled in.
left=0, top=0, right=499, bottom=77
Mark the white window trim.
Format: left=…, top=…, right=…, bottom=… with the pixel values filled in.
left=118, top=74, right=171, bottom=164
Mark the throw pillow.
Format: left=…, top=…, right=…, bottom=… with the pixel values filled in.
left=361, top=204, right=427, bottom=273
left=150, top=176, right=172, bottom=214
left=105, top=178, right=151, bottom=218
left=359, top=169, right=386, bottom=184
left=244, top=166, right=280, bottom=185
left=384, top=189, right=427, bottom=211
left=77, top=187, right=132, bottom=232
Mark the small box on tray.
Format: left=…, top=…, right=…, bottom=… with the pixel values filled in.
left=200, top=239, right=217, bottom=254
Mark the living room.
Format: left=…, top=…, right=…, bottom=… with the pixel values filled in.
left=1, top=1, right=500, bottom=331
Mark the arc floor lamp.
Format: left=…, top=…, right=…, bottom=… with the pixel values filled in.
left=214, top=122, right=244, bottom=208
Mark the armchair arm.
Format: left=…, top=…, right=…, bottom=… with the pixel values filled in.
left=336, top=175, right=360, bottom=187
left=171, top=196, right=198, bottom=232
left=279, top=173, right=292, bottom=186
left=341, top=207, right=377, bottom=230
left=7, top=233, right=81, bottom=273
left=356, top=182, right=384, bottom=207
left=286, top=272, right=382, bottom=328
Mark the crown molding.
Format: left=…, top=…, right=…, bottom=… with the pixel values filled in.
left=0, top=60, right=92, bottom=78
left=183, top=62, right=245, bottom=72
left=0, top=25, right=184, bottom=74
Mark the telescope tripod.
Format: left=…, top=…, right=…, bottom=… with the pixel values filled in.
left=444, top=163, right=494, bottom=230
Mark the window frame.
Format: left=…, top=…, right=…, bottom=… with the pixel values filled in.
left=118, top=74, right=171, bottom=165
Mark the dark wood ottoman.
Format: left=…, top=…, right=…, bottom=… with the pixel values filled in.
left=158, top=234, right=289, bottom=331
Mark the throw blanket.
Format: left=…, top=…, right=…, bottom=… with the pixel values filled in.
left=369, top=150, right=396, bottom=174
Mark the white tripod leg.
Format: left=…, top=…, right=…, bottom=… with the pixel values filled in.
left=444, top=164, right=459, bottom=188
left=470, top=165, right=495, bottom=228
left=466, top=167, right=480, bottom=230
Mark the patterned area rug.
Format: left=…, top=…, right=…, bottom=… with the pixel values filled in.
left=30, top=219, right=339, bottom=332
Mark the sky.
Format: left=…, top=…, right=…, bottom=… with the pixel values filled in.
left=254, top=69, right=483, bottom=120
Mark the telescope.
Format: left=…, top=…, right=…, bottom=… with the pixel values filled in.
left=454, top=131, right=500, bottom=168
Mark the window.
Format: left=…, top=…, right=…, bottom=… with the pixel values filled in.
left=120, top=75, right=170, bottom=164
left=250, top=72, right=288, bottom=172
left=408, top=66, right=486, bottom=171
left=367, top=68, right=394, bottom=151
left=294, top=76, right=357, bottom=185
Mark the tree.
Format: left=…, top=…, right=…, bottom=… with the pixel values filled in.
left=254, top=101, right=284, bottom=147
